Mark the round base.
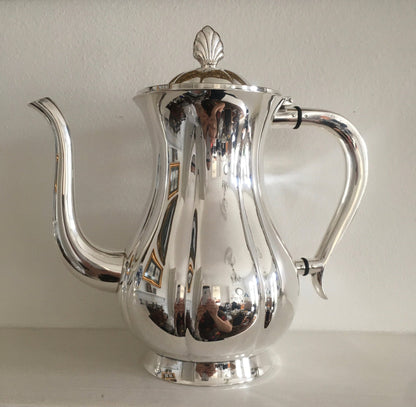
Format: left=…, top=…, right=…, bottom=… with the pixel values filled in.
left=143, top=351, right=274, bottom=386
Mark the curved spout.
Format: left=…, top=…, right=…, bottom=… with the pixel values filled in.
left=29, top=98, right=124, bottom=291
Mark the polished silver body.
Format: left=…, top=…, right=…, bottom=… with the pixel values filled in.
left=29, top=26, right=368, bottom=386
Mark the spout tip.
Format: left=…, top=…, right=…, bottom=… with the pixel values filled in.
left=28, top=97, right=53, bottom=109
left=28, top=97, right=64, bottom=119
left=28, top=97, right=67, bottom=129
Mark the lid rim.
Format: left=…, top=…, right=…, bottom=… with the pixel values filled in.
left=136, top=83, right=281, bottom=96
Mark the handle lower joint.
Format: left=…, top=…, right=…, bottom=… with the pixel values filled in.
left=293, top=106, right=302, bottom=129
left=296, top=258, right=328, bottom=300
left=295, top=258, right=324, bottom=277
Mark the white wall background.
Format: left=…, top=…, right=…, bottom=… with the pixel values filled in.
left=0, top=0, right=415, bottom=332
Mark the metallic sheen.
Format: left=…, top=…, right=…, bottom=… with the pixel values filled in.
left=193, top=25, right=224, bottom=68
left=169, top=25, right=247, bottom=86
left=29, top=98, right=125, bottom=291
left=273, top=108, right=368, bottom=299
left=29, top=26, right=368, bottom=385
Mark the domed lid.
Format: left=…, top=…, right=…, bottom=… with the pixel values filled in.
left=169, top=26, right=248, bottom=86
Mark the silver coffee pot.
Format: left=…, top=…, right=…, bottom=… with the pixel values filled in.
left=30, top=26, right=367, bottom=386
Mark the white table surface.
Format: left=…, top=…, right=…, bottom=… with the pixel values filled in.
left=0, top=328, right=414, bottom=406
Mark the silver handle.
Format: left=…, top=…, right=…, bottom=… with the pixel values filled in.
left=273, top=106, right=368, bottom=298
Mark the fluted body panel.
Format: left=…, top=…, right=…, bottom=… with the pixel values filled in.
left=119, top=87, right=299, bottom=362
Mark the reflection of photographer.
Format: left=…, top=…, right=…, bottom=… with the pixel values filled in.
left=147, top=303, right=174, bottom=335
left=174, top=298, right=186, bottom=337
left=196, top=362, right=216, bottom=381
left=196, top=286, right=232, bottom=341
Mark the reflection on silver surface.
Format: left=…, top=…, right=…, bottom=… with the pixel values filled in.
left=123, top=88, right=297, bottom=361
left=30, top=26, right=367, bottom=385
left=144, top=350, right=275, bottom=386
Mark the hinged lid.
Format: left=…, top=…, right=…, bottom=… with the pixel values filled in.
left=169, top=26, right=248, bottom=86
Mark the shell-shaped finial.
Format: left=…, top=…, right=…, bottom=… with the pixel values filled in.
left=193, top=26, right=224, bottom=69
